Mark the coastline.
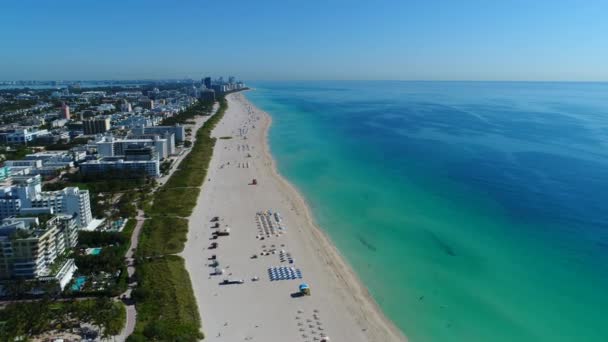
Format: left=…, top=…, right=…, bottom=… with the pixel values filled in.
left=254, top=93, right=407, bottom=341
left=183, top=92, right=406, bottom=341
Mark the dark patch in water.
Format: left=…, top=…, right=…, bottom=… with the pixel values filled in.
left=597, top=241, right=608, bottom=251
left=357, top=235, right=377, bottom=252
left=429, top=231, right=456, bottom=256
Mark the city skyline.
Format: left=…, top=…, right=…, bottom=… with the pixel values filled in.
left=1, top=0, right=607, bottom=81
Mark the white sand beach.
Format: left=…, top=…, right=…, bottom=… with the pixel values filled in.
left=182, top=92, right=406, bottom=342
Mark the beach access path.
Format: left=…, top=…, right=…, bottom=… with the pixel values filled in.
left=157, top=102, right=219, bottom=187
left=182, top=92, right=406, bottom=341
left=115, top=103, right=218, bottom=341
left=114, top=209, right=145, bottom=341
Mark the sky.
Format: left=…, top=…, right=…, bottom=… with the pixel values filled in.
left=1, top=0, right=607, bottom=81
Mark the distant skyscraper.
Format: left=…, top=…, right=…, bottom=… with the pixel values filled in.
left=60, top=102, right=70, bottom=120
left=83, top=117, right=111, bottom=135
left=228, top=76, right=236, bottom=84
left=120, top=99, right=132, bottom=113
left=204, top=77, right=212, bottom=89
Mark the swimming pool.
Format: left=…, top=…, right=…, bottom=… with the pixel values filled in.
left=86, top=247, right=102, bottom=255
left=71, top=276, right=86, bottom=291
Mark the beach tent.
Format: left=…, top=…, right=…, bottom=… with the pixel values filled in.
left=299, top=283, right=311, bottom=296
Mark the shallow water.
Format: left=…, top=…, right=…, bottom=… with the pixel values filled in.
left=246, top=81, right=608, bottom=341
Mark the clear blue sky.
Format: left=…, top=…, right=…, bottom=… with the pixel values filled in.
left=1, top=0, right=607, bottom=81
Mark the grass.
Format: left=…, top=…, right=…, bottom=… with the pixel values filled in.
left=0, top=298, right=125, bottom=340
left=136, top=217, right=189, bottom=257
left=128, top=95, right=232, bottom=340
left=147, top=95, right=228, bottom=222
left=121, top=217, right=137, bottom=239
left=151, top=187, right=201, bottom=217
left=129, top=256, right=203, bottom=341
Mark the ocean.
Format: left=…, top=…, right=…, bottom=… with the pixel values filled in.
left=245, top=81, right=608, bottom=342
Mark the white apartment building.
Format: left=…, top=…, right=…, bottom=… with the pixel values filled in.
left=0, top=128, right=49, bottom=145
left=0, top=215, right=78, bottom=289
left=134, top=124, right=186, bottom=142
left=0, top=175, right=93, bottom=228
left=94, top=134, right=169, bottom=159
left=30, top=187, right=92, bottom=228
left=80, top=157, right=160, bottom=178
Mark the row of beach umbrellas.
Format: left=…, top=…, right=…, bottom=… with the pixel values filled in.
left=268, top=266, right=302, bottom=281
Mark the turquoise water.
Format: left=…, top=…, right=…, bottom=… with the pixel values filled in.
left=71, top=276, right=86, bottom=291
left=88, top=247, right=102, bottom=256
left=246, top=82, right=608, bottom=341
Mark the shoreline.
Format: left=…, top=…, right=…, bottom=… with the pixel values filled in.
left=254, top=93, right=407, bottom=341
left=183, top=92, right=407, bottom=341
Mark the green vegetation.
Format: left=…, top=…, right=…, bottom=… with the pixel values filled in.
left=72, top=228, right=132, bottom=296
left=160, top=159, right=173, bottom=175
left=0, top=146, right=33, bottom=160
left=0, top=99, right=37, bottom=113
left=44, top=172, right=154, bottom=219
left=47, top=172, right=150, bottom=193
left=137, top=217, right=188, bottom=257
left=78, top=230, right=128, bottom=247
left=0, top=298, right=125, bottom=340
left=74, top=250, right=123, bottom=276
left=219, top=136, right=232, bottom=139
left=146, top=94, right=227, bottom=240
left=43, top=137, right=89, bottom=150
left=151, top=188, right=201, bottom=217
left=147, top=96, right=227, bottom=216
left=129, top=256, right=202, bottom=341
left=161, top=99, right=214, bottom=126
left=121, top=218, right=137, bottom=239
left=131, top=95, right=231, bottom=340
left=114, top=191, right=138, bottom=219
left=161, top=98, right=227, bottom=192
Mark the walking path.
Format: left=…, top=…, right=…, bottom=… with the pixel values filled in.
left=114, top=102, right=219, bottom=341
left=114, top=209, right=145, bottom=341
left=157, top=103, right=218, bottom=187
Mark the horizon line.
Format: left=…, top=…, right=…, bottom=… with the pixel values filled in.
left=2, top=79, right=608, bottom=84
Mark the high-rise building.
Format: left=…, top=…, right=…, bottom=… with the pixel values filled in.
left=130, top=132, right=176, bottom=156
left=138, top=97, right=155, bottom=110
left=94, top=134, right=170, bottom=159
left=0, top=175, right=93, bottom=228
left=204, top=77, right=212, bottom=89
left=199, top=88, right=215, bottom=102
left=133, top=125, right=186, bottom=142
left=124, top=145, right=158, bottom=161
left=190, top=85, right=199, bottom=98
left=0, top=215, right=78, bottom=289
left=120, top=99, right=132, bottom=113
left=60, top=102, right=71, bottom=120
left=80, top=157, right=160, bottom=178
left=30, top=187, right=93, bottom=228
left=83, top=117, right=111, bottom=135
